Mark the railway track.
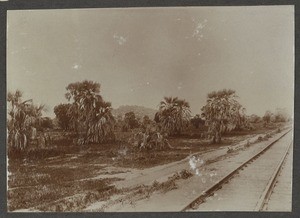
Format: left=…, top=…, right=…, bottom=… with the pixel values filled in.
left=261, top=142, right=293, bottom=211
left=182, top=129, right=293, bottom=211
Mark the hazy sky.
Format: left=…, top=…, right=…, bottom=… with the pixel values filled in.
left=7, top=6, right=294, bottom=118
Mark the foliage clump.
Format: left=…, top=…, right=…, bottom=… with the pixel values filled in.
left=64, top=80, right=115, bottom=144
left=201, top=89, right=249, bottom=143
left=54, top=103, right=72, bottom=130
left=7, top=90, right=44, bottom=150
left=155, top=97, right=191, bottom=136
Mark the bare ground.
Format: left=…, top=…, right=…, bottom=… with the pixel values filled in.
left=7, top=123, right=288, bottom=212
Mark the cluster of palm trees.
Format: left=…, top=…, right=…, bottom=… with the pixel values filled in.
left=7, top=90, right=44, bottom=150
left=8, top=81, right=252, bottom=151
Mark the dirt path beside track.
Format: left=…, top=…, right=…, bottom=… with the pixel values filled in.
left=84, top=128, right=291, bottom=212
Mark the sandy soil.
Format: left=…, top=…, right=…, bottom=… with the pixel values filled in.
left=8, top=124, right=289, bottom=212
left=82, top=128, right=291, bottom=212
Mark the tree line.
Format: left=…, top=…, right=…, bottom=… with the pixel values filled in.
left=7, top=80, right=290, bottom=151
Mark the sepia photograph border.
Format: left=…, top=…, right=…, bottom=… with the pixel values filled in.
left=0, top=0, right=299, bottom=217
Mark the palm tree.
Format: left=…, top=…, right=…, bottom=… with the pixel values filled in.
left=86, top=101, right=115, bottom=143
left=201, top=89, right=245, bottom=143
left=175, top=99, right=191, bottom=133
left=65, top=80, right=115, bottom=144
left=156, top=97, right=191, bottom=135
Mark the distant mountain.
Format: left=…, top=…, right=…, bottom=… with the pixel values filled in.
left=112, top=105, right=157, bottom=119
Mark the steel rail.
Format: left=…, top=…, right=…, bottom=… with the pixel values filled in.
left=254, top=140, right=293, bottom=211
left=181, top=129, right=292, bottom=211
